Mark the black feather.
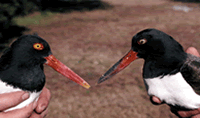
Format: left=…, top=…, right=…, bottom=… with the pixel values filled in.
left=181, top=54, right=200, bottom=95
left=0, top=35, right=52, bottom=92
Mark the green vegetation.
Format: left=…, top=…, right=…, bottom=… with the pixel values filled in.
left=0, top=0, right=36, bottom=28
left=13, top=11, right=56, bottom=26
left=0, top=0, right=108, bottom=43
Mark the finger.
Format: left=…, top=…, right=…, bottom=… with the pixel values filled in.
left=150, top=96, right=162, bottom=105
left=0, top=91, right=29, bottom=111
left=30, top=109, right=48, bottom=118
left=186, top=47, right=200, bottom=57
left=0, top=100, right=37, bottom=118
left=176, top=108, right=200, bottom=118
left=192, top=114, right=200, bottom=118
left=35, top=87, right=51, bottom=114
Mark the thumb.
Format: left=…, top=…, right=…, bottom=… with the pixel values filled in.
left=150, top=96, right=163, bottom=105
left=0, top=100, right=37, bottom=118
left=186, top=47, right=200, bottom=57
left=0, top=91, right=29, bottom=111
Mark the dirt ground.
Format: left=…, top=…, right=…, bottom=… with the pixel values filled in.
left=17, top=0, right=200, bottom=117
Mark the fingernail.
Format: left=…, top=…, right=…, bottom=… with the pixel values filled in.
left=22, top=92, right=30, bottom=100
left=40, top=104, right=46, bottom=111
left=32, top=100, right=37, bottom=110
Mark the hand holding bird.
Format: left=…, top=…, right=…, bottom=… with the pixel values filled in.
left=0, top=35, right=90, bottom=116
left=98, top=28, right=200, bottom=115
left=0, top=86, right=50, bottom=118
left=0, top=91, right=36, bottom=118
left=152, top=47, right=200, bottom=118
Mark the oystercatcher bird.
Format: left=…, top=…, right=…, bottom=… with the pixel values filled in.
left=98, top=28, right=200, bottom=110
left=0, top=34, right=90, bottom=111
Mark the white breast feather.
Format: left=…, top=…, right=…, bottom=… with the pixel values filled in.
left=0, top=80, right=41, bottom=111
left=144, top=72, right=200, bottom=109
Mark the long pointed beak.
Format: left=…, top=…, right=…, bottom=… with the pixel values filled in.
left=97, top=49, right=138, bottom=84
left=44, top=55, right=90, bottom=89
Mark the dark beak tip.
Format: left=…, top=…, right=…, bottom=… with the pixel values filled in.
left=97, top=79, right=102, bottom=84
left=97, top=75, right=108, bottom=84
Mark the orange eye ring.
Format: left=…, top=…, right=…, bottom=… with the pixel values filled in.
left=33, top=43, right=44, bottom=50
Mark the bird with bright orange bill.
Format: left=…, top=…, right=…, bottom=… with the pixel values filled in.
left=0, top=34, right=90, bottom=111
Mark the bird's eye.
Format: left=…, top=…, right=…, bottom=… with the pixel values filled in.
left=137, top=39, right=147, bottom=45
left=33, top=43, right=44, bottom=50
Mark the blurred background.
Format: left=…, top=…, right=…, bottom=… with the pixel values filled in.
left=1, top=0, right=200, bottom=117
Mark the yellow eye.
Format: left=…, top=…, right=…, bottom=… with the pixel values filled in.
left=137, top=39, right=147, bottom=45
left=33, top=43, right=44, bottom=50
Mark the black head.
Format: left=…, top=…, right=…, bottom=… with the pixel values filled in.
left=0, top=35, right=90, bottom=91
left=98, top=28, right=187, bottom=83
left=7, top=35, right=52, bottom=65
left=0, top=35, right=52, bottom=92
left=131, top=28, right=187, bottom=78
left=131, top=28, right=185, bottom=59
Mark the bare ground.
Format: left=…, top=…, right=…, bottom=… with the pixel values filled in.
left=17, top=0, right=200, bottom=117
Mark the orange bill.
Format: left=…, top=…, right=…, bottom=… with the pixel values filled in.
left=44, top=55, right=90, bottom=89
left=97, top=49, right=138, bottom=84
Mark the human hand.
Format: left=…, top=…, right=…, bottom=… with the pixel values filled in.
left=0, top=87, right=51, bottom=118
left=150, top=47, right=200, bottom=118
left=30, top=87, right=51, bottom=118
left=0, top=91, right=37, bottom=118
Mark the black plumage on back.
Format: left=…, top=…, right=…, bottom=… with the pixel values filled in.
left=181, top=54, right=200, bottom=95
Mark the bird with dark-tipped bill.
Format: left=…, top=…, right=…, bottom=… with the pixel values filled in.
left=98, top=28, right=200, bottom=110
